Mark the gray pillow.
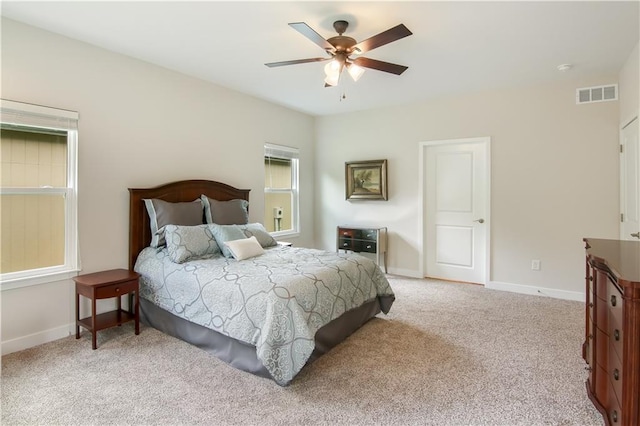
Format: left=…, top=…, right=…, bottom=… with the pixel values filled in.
left=201, top=195, right=249, bottom=225
left=239, top=223, right=277, bottom=248
left=164, top=224, right=221, bottom=264
left=209, top=224, right=247, bottom=258
left=143, top=198, right=203, bottom=247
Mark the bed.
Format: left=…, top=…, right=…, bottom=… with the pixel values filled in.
left=129, top=179, right=395, bottom=385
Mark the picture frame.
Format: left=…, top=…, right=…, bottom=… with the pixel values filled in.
left=345, top=159, right=388, bottom=200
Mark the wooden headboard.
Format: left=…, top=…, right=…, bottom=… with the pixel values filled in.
left=128, top=179, right=250, bottom=270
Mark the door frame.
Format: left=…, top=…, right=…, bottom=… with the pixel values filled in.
left=418, top=137, right=492, bottom=283
left=620, top=113, right=639, bottom=241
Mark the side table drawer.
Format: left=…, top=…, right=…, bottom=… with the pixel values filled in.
left=95, top=279, right=138, bottom=299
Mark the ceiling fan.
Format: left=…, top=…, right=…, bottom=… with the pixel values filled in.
left=265, top=20, right=412, bottom=87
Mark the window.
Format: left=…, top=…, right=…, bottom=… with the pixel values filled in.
left=1, top=99, right=79, bottom=289
left=264, top=144, right=299, bottom=236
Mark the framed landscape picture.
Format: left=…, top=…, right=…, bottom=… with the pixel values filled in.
left=345, top=159, right=388, bottom=200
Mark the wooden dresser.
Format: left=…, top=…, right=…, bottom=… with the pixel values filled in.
left=583, top=238, right=640, bottom=426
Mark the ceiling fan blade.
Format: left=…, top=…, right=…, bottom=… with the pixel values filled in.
left=353, top=57, right=408, bottom=75
left=289, top=22, right=335, bottom=53
left=265, top=57, right=329, bottom=68
left=353, top=24, right=412, bottom=54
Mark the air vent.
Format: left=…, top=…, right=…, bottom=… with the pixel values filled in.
left=576, top=84, right=618, bottom=104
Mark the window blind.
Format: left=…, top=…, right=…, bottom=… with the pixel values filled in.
left=265, top=143, right=299, bottom=160
left=1, top=99, right=78, bottom=131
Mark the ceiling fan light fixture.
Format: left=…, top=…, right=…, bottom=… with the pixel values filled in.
left=346, top=63, right=365, bottom=82
left=324, top=60, right=340, bottom=75
left=324, top=72, right=340, bottom=87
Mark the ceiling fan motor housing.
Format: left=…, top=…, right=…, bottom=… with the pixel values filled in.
left=327, top=35, right=357, bottom=54
left=328, top=21, right=357, bottom=55
left=333, top=20, right=349, bottom=34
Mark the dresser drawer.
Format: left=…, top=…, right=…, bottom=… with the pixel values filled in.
left=595, top=326, right=609, bottom=370
left=360, top=241, right=377, bottom=253
left=607, top=279, right=623, bottom=329
left=94, top=279, right=138, bottom=299
left=338, top=238, right=357, bottom=251
left=608, top=386, right=622, bottom=425
left=595, top=295, right=609, bottom=333
left=609, top=320, right=624, bottom=362
left=339, top=229, right=355, bottom=238
left=609, top=348, right=623, bottom=409
left=585, top=330, right=594, bottom=381
left=595, top=362, right=611, bottom=408
left=360, top=229, right=377, bottom=241
left=596, top=270, right=609, bottom=300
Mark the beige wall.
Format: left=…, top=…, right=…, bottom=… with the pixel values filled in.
left=0, top=19, right=315, bottom=353
left=619, top=41, right=639, bottom=126
left=315, top=77, right=620, bottom=297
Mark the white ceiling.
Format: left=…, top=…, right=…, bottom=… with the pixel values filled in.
left=2, top=1, right=638, bottom=116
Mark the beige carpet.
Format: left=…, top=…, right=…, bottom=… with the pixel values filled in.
left=1, top=276, right=603, bottom=425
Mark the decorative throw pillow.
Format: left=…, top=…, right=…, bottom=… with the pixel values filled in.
left=209, top=224, right=247, bottom=258
left=238, top=223, right=277, bottom=248
left=201, top=195, right=249, bottom=225
left=143, top=198, right=203, bottom=247
left=164, top=224, right=221, bottom=264
left=224, top=236, right=265, bottom=261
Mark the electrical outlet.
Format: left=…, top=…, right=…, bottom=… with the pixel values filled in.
left=531, top=259, right=541, bottom=271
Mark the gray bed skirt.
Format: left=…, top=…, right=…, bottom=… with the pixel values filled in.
left=139, top=295, right=394, bottom=383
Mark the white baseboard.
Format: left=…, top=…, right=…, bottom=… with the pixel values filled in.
left=487, top=281, right=585, bottom=302
left=386, top=267, right=422, bottom=279
left=1, top=323, right=73, bottom=356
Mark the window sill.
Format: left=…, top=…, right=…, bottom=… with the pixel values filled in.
left=270, top=230, right=300, bottom=239
left=1, top=269, right=79, bottom=291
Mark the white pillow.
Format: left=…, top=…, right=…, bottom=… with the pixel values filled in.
left=224, top=236, right=265, bottom=260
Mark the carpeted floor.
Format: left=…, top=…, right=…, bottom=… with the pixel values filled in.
left=1, top=276, right=603, bottom=425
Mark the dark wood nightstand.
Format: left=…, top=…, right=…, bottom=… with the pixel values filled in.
left=74, top=269, right=140, bottom=349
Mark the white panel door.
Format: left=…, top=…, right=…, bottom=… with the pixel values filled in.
left=621, top=117, right=640, bottom=241
left=425, top=140, right=488, bottom=284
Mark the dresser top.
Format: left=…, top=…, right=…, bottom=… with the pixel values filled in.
left=338, top=225, right=387, bottom=230
left=584, top=238, right=640, bottom=285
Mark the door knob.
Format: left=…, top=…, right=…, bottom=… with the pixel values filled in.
left=473, top=218, right=485, bottom=224
left=631, top=232, right=640, bottom=239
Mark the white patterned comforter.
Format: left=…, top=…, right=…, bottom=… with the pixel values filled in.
left=134, top=245, right=394, bottom=385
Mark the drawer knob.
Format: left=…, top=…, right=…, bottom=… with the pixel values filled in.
left=611, top=295, right=617, bottom=307
left=589, top=303, right=593, bottom=308
left=614, top=329, right=620, bottom=341
left=588, top=276, right=593, bottom=282
left=613, top=368, right=619, bottom=381
left=116, top=288, right=120, bottom=292
left=612, top=410, right=618, bottom=423
left=366, top=245, right=372, bottom=249
left=343, top=243, right=348, bottom=247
